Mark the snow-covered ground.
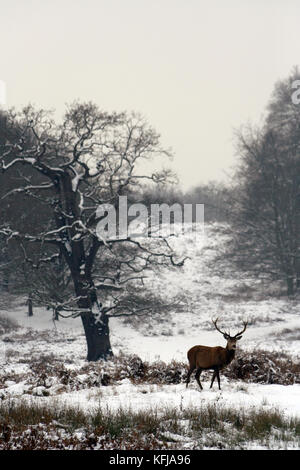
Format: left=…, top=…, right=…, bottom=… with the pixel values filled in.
left=1, top=224, right=300, bottom=449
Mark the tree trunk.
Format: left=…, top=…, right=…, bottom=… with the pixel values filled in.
left=66, top=222, right=114, bottom=361
left=27, top=294, right=33, bottom=317
left=287, top=276, right=294, bottom=296
left=80, top=310, right=113, bottom=361
left=74, top=276, right=113, bottom=361
left=53, top=308, right=59, bottom=321
left=2, top=269, right=9, bottom=292
left=295, top=258, right=300, bottom=289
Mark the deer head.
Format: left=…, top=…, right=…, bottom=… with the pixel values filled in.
left=212, top=318, right=248, bottom=351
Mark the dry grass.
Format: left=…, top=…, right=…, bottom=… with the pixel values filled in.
left=0, top=400, right=300, bottom=449
left=226, top=349, right=300, bottom=385
left=1, top=350, right=300, bottom=397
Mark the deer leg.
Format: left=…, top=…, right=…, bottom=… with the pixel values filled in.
left=195, top=368, right=203, bottom=390
left=210, top=369, right=217, bottom=388
left=216, top=368, right=221, bottom=390
left=186, top=366, right=195, bottom=388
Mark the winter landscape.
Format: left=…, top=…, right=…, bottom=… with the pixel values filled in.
left=1, top=224, right=300, bottom=450
left=2, top=0, right=300, bottom=454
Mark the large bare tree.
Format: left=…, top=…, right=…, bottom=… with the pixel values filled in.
left=0, top=103, right=184, bottom=360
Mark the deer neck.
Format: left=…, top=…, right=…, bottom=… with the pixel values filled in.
left=225, top=346, right=236, bottom=364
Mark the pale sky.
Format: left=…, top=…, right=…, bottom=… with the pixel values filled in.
left=1, top=0, right=300, bottom=190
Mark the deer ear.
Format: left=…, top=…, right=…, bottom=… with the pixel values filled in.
left=236, top=335, right=243, bottom=340
left=223, top=333, right=230, bottom=340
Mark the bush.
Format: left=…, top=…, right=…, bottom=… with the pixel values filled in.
left=225, top=349, right=300, bottom=385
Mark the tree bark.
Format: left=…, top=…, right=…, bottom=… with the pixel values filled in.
left=296, top=271, right=300, bottom=290
left=27, top=294, right=33, bottom=316
left=53, top=308, right=59, bottom=321
left=2, top=269, right=9, bottom=292
left=80, top=310, right=113, bottom=361
left=286, top=276, right=294, bottom=296
left=74, top=274, right=113, bottom=361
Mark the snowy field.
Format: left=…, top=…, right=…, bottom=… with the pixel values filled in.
left=1, top=224, right=300, bottom=449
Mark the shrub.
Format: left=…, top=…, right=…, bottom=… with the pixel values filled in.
left=225, top=349, right=300, bottom=385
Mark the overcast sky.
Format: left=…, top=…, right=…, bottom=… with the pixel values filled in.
left=1, top=0, right=300, bottom=190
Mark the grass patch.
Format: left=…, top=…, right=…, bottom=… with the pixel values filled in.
left=0, top=400, right=300, bottom=449
left=178, top=404, right=300, bottom=449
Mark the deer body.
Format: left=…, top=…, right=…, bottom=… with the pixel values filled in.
left=188, top=345, right=235, bottom=370
left=186, top=319, right=247, bottom=390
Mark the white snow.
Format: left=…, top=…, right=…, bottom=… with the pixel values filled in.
left=28, top=379, right=299, bottom=421
left=1, top=223, right=300, bottom=449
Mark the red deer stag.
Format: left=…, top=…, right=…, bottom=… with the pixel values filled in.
left=186, top=318, right=247, bottom=390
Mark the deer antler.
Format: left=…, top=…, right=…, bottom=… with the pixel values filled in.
left=212, top=317, right=229, bottom=337
left=234, top=320, right=248, bottom=338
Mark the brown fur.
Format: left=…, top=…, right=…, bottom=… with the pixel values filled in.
left=186, top=342, right=238, bottom=390
left=186, top=319, right=247, bottom=390
left=188, top=345, right=235, bottom=370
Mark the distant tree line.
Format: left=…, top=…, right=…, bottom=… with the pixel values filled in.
left=138, top=68, right=300, bottom=297
left=220, top=68, right=300, bottom=296
left=133, top=181, right=231, bottom=223
left=0, top=110, right=54, bottom=299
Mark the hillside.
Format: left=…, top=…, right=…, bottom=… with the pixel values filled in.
left=0, top=224, right=300, bottom=450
